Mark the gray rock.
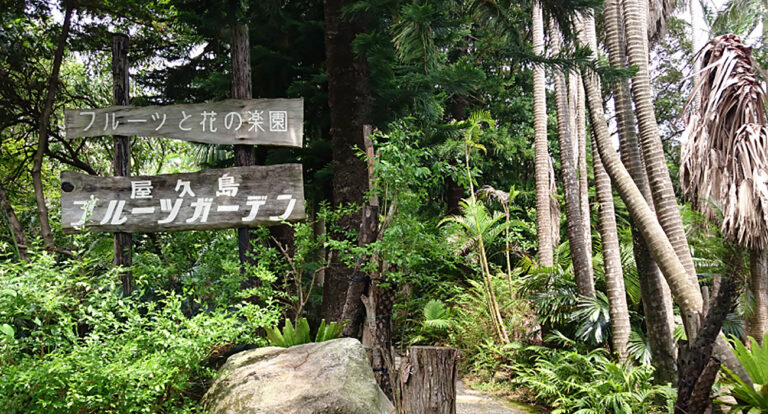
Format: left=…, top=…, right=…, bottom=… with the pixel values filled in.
left=201, top=338, right=394, bottom=414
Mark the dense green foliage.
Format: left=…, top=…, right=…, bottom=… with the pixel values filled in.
left=2, top=0, right=766, bottom=412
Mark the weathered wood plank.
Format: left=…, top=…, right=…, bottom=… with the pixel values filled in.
left=61, top=164, right=305, bottom=233
left=65, top=98, right=303, bottom=148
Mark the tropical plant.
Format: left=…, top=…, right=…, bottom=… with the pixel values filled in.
left=265, top=318, right=344, bottom=348
left=720, top=333, right=768, bottom=411
left=410, top=299, right=453, bottom=345
left=513, top=348, right=676, bottom=413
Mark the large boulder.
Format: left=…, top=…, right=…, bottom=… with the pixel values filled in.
left=201, top=338, right=394, bottom=414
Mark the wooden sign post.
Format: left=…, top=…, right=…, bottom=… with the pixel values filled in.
left=61, top=164, right=305, bottom=233
left=112, top=33, right=132, bottom=294
left=63, top=30, right=305, bottom=292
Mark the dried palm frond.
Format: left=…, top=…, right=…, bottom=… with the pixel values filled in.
left=681, top=34, right=768, bottom=248
left=647, top=0, right=677, bottom=42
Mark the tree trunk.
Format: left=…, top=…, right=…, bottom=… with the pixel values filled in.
left=0, top=182, right=29, bottom=261
left=621, top=0, right=699, bottom=294
left=112, top=34, right=133, bottom=295
left=230, top=22, right=259, bottom=279
left=321, top=0, right=373, bottom=323
left=591, top=133, right=631, bottom=361
left=676, top=250, right=742, bottom=414
left=603, top=0, right=677, bottom=382
left=549, top=19, right=595, bottom=297
left=533, top=1, right=553, bottom=267
left=580, top=28, right=753, bottom=387
left=576, top=78, right=591, bottom=257
left=397, top=346, right=459, bottom=414
left=749, top=248, right=768, bottom=344
left=32, top=3, right=73, bottom=250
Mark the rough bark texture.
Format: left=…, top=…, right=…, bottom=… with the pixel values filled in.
left=341, top=126, right=378, bottom=339
left=397, top=347, right=459, bottom=414
left=591, top=133, right=631, bottom=361
left=0, top=182, right=28, bottom=261
left=341, top=205, right=379, bottom=338
left=549, top=20, right=594, bottom=297
left=32, top=4, right=73, bottom=249
left=533, top=1, right=553, bottom=267
left=112, top=34, right=133, bottom=295
left=603, top=0, right=677, bottom=382
left=621, top=0, right=699, bottom=294
left=749, top=249, right=768, bottom=344
left=676, top=252, right=741, bottom=414
left=230, top=23, right=258, bottom=275
left=321, top=0, right=372, bottom=323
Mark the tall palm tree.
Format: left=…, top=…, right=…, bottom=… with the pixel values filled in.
left=621, top=0, right=700, bottom=301
left=603, top=0, right=677, bottom=382
left=577, top=11, right=630, bottom=364
left=533, top=1, right=554, bottom=268
left=549, top=18, right=595, bottom=297
left=709, top=0, right=768, bottom=346
left=591, top=132, right=631, bottom=361
left=678, top=33, right=766, bottom=410
left=681, top=34, right=768, bottom=344
left=579, top=15, right=752, bottom=386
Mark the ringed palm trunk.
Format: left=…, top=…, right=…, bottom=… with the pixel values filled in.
left=620, top=0, right=700, bottom=298
left=579, top=23, right=753, bottom=387
left=549, top=19, right=595, bottom=297
left=591, top=132, right=631, bottom=361
left=533, top=1, right=554, bottom=267
left=749, top=249, right=768, bottom=343
left=603, top=0, right=677, bottom=382
left=571, top=68, right=594, bottom=280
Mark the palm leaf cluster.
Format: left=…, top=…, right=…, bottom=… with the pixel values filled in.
left=681, top=34, right=768, bottom=248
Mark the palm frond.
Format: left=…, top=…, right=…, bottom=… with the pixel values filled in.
left=681, top=34, right=768, bottom=248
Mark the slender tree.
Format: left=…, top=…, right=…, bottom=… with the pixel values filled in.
left=532, top=1, right=554, bottom=268
left=549, top=19, right=595, bottom=297
left=31, top=2, right=74, bottom=250
left=580, top=21, right=752, bottom=386
left=621, top=0, right=700, bottom=297
left=604, top=0, right=677, bottom=382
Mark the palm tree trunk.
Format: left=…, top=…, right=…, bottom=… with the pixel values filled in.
left=749, top=248, right=768, bottom=344
left=591, top=132, right=631, bottom=361
left=620, top=0, right=699, bottom=296
left=603, top=0, right=677, bottom=382
left=549, top=19, right=595, bottom=297
left=572, top=70, right=594, bottom=280
left=580, top=24, right=753, bottom=387
left=533, top=1, right=554, bottom=268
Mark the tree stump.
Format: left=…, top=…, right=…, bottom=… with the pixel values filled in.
left=397, top=346, right=459, bottom=414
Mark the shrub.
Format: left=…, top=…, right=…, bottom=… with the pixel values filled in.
left=0, top=251, right=280, bottom=413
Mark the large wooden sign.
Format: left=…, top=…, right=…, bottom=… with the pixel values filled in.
left=65, top=98, right=303, bottom=147
left=61, top=164, right=305, bottom=233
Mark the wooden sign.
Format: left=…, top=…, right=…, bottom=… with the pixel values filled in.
left=65, top=98, right=303, bottom=148
left=61, top=164, right=305, bottom=233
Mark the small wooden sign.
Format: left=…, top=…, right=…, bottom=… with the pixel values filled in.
left=61, top=164, right=305, bottom=233
left=65, top=98, right=303, bottom=147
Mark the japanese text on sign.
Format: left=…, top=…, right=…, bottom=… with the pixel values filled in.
left=60, top=164, right=306, bottom=233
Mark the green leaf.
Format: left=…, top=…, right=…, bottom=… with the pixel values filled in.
left=1, top=323, right=15, bottom=338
